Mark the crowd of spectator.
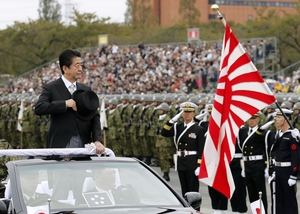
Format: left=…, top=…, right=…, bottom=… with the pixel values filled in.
left=1, top=39, right=294, bottom=96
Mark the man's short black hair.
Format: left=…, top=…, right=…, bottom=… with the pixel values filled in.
left=59, top=49, right=81, bottom=74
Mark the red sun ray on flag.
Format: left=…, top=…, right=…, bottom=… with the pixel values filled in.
left=198, top=16, right=276, bottom=198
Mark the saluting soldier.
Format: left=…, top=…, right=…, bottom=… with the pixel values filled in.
left=119, top=94, right=133, bottom=157
left=21, top=97, right=33, bottom=149
left=138, top=95, right=152, bottom=165
left=241, top=113, right=268, bottom=213
left=292, top=101, right=300, bottom=130
left=0, top=96, right=9, bottom=139
left=155, top=102, right=174, bottom=181
left=7, top=96, right=18, bottom=147
left=147, top=94, right=163, bottom=166
left=129, top=94, right=143, bottom=160
left=106, top=98, right=123, bottom=157
left=161, top=101, right=205, bottom=197
left=0, top=139, right=19, bottom=198
left=273, top=109, right=299, bottom=214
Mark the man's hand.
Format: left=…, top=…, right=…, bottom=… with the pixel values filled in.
left=169, top=111, right=183, bottom=124
left=94, top=141, right=105, bottom=154
left=241, top=170, right=245, bottom=178
left=194, top=167, right=200, bottom=176
left=260, top=120, right=275, bottom=130
left=264, top=168, right=269, bottom=178
left=65, top=99, right=77, bottom=111
left=268, top=172, right=275, bottom=184
left=288, top=178, right=296, bottom=186
left=291, top=128, right=300, bottom=139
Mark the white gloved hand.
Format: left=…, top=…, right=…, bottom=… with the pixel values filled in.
left=169, top=110, right=183, bottom=123
left=264, top=168, right=269, bottom=178
left=194, top=167, right=200, bottom=176
left=268, top=172, right=276, bottom=184
left=288, top=178, right=297, bottom=186
left=241, top=170, right=245, bottom=178
left=260, top=120, right=275, bottom=130
left=291, top=128, right=300, bottom=139
left=195, top=112, right=207, bottom=121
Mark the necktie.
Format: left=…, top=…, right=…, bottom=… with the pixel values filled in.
left=249, top=129, right=252, bottom=135
left=69, top=84, right=75, bottom=95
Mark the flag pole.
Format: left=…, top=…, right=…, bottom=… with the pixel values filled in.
left=211, top=4, right=227, bottom=26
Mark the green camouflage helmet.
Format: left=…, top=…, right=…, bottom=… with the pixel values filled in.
left=280, top=101, right=292, bottom=109
left=188, top=96, right=200, bottom=105
left=120, top=94, right=130, bottom=101
left=23, top=97, right=32, bottom=104
left=177, top=95, right=187, bottom=103
left=8, top=96, right=16, bottom=102
left=293, top=102, right=300, bottom=110
left=131, top=94, right=141, bottom=101
left=108, top=98, right=118, bottom=106
left=164, top=94, right=175, bottom=103
left=156, top=102, right=170, bottom=112
left=152, top=94, right=164, bottom=103
left=267, top=102, right=277, bottom=109
left=1, top=96, right=8, bottom=102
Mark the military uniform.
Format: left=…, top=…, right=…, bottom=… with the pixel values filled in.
left=107, top=106, right=122, bottom=157
left=161, top=102, right=205, bottom=197
left=155, top=103, right=174, bottom=181
left=272, top=128, right=299, bottom=214
left=0, top=139, right=19, bottom=197
left=7, top=98, right=19, bottom=147
left=120, top=98, right=133, bottom=157
left=0, top=98, right=10, bottom=139
left=240, top=123, right=268, bottom=213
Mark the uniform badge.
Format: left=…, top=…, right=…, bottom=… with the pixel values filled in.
left=189, top=133, right=196, bottom=139
left=291, top=144, right=297, bottom=150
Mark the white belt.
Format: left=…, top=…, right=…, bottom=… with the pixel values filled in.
left=177, top=150, right=197, bottom=157
left=233, top=153, right=243, bottom=158
left=243, top=155, right=263, bottom=161
left=275, top=161, right=291, bottom=167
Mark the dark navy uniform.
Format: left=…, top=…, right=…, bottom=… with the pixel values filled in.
left=272, top=129, right=299, bottom=214
left=161, top=120, right=205, bottom=196
left=240, top=125, right=268, bottom=213
left=230, top=131, right=247, bottom=213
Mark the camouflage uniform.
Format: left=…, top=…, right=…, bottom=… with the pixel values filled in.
left=7, top=97, right=18, bottom=147
left=129, top=95, right=143, bottom=158
left=155, top=103, right=174, bottom=181
left=22, top=99, right=33, bottom=149
left=0, top=97, right=9, bottom=139
left=39, top=115, right=49, bottom=148
left=106, top=99, right=123, bottom=157
left=120, top=95, right=133, bottom=156
left=30, top=100, right=42, bottom=148
left=0, top=139, right=19, bottom=197
left=138, top=95, right=152, bottom=164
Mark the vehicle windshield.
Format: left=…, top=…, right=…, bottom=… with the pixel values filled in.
left=17, top=160, right=182, bottom=212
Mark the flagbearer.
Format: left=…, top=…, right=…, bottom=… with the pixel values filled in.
left=272, top=109, right=299, bottom=214
left=161, top=102, right=205, bottom=197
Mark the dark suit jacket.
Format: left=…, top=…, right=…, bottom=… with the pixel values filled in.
left=35, top=77, right=102, bottom=148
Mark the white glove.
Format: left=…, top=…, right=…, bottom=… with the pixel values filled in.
left=291, top=128, right=300, bottom=139
left=264, top=168, right=269, bottom=178
left=195, top=112, right=207, bottom=121
left=169, top=111, right=183, bottom=123
left=288, top=178, right=297, bottom=186
left=268, top=172, right=275, bottom=184
left=241, top=170, right=245, bottom=178
left=194, top=167, right=200, bottom=176
left=260, top=120, right=275, bottom=130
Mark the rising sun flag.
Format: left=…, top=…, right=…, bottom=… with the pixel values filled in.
left=198, top=21, right=276, bottom=198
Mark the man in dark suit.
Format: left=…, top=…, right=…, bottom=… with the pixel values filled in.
left=161, top=101, right=205, bottom=197
left=35, top=49, right=105, bottom=154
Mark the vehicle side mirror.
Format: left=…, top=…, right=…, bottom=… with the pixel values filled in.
left=0, top=200, right=8, bottom=214
left=184, top=192, right=202, bottom=211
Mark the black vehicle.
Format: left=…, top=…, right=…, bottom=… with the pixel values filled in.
left=0, top=157, right=202, bottom=214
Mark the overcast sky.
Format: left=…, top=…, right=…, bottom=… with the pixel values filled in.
left=0, top=0, right=127, bottom=30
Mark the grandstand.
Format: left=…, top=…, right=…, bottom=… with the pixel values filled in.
left=1, top=37, right=294, bottom=96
